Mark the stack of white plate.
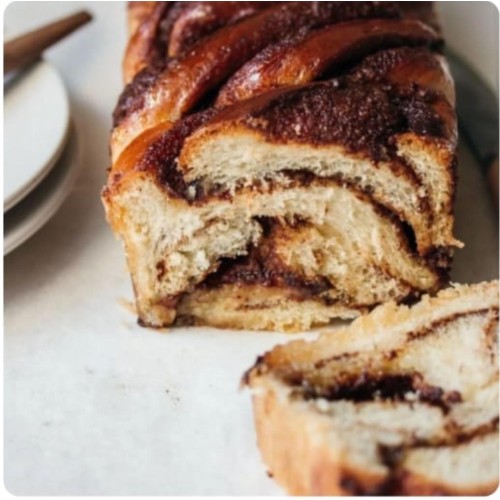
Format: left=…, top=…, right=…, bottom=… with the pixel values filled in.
left=4, top=60, right=81, bottom=255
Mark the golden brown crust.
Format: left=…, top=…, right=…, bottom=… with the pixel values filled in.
left=124, top=2, right=278, bottom=84
left=176, top=285, right=365, bottom=332
left=251, top=382, right=347, bottom=495
left=105, top=121, right=174, bottom=197
left=167, top=1, right=278, bottom=57
left=111, top=1, right=403, bottom=160
left=127, top=1, right=159, bottom=36
left=123, top=2, right=170, bottom=84
left=105, top=2, right=461, bottom=332
left=217, top=19, right=440, bottom=107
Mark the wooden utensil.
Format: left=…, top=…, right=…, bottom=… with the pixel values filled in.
left=4, top=10, right=92, bottom=75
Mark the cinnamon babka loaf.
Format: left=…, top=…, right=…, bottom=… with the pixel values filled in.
left=103, top=2, right=461, bottom=330
left=244, top=281, right=499, bottom=495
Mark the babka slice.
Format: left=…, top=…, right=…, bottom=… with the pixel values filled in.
left=244, top=281, right=499, bottom=495
left=104, top=2, right=462, bottom=331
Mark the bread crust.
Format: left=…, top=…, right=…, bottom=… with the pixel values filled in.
left=176, top=284, right=366, bottom=332
left=251, top=379, right=386, bottom=495
left=112, top=1, right=403, bottom=160
left=167, top=1, right=277, bottom=57
left=126, top=1, right=158, bottom=36
left=245, top=281, right=499, bottom=495
left=123, top=2, right=170, bottom=84
left=217, top=18, right=440, bottom=107
left=105, top=2, right=461, bottom=332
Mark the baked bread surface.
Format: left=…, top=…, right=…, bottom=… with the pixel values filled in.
left=104, top=2, right=461, bottom=331
left=244, top=281, right=499, bottom=495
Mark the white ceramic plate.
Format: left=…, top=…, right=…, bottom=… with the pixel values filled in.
left=4, top=125, right=81, bottom=255
left=4, top=60, right=70, bottom=211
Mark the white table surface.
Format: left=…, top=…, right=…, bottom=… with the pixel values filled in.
left=4, top=2, right=499, bottom=496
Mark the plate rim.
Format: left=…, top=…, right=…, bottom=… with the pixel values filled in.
left=3, top=59, right=71, bottom=212
left=4, top=123, right=81, bottom=256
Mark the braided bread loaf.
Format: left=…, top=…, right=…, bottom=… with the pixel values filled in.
left=103, top=2, right=461, bottom=330
left=244, top=281, right=499, bottom=494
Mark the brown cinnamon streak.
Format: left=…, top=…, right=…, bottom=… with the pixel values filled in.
left=213, top=80, right=452, bottom=162
left=137, top=109, right=216, bottom=197
left=344, top=46, right=455, bottom=103
left=138, top=79, right=453, bottom=197
left=202, top=220, right=332, bottom=299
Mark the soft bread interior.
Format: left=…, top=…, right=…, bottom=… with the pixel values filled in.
left=246, top=282, right=499, bottom=494
left=179, top=128, right=434, bottom=253
left=402, top=433, right=498, bottom=493
left=176, top=285, right=363, bottom=332
left=107, top=2, right=461, bottom=332
left=396, top=133, right=458, bottom=248
left=107, top=175, right=440, bottom=328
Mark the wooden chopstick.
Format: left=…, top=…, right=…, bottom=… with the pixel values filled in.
left=4, top=10, right=93, bottom=75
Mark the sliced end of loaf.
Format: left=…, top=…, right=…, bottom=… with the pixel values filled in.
left=103, top=166, right=445, bottom=329
left=245, top=281, right=499, bottom=494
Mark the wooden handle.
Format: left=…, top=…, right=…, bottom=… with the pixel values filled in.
left=4, top=10, right=92, bottom=75
left=488, top=158, right=499, bottom=211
